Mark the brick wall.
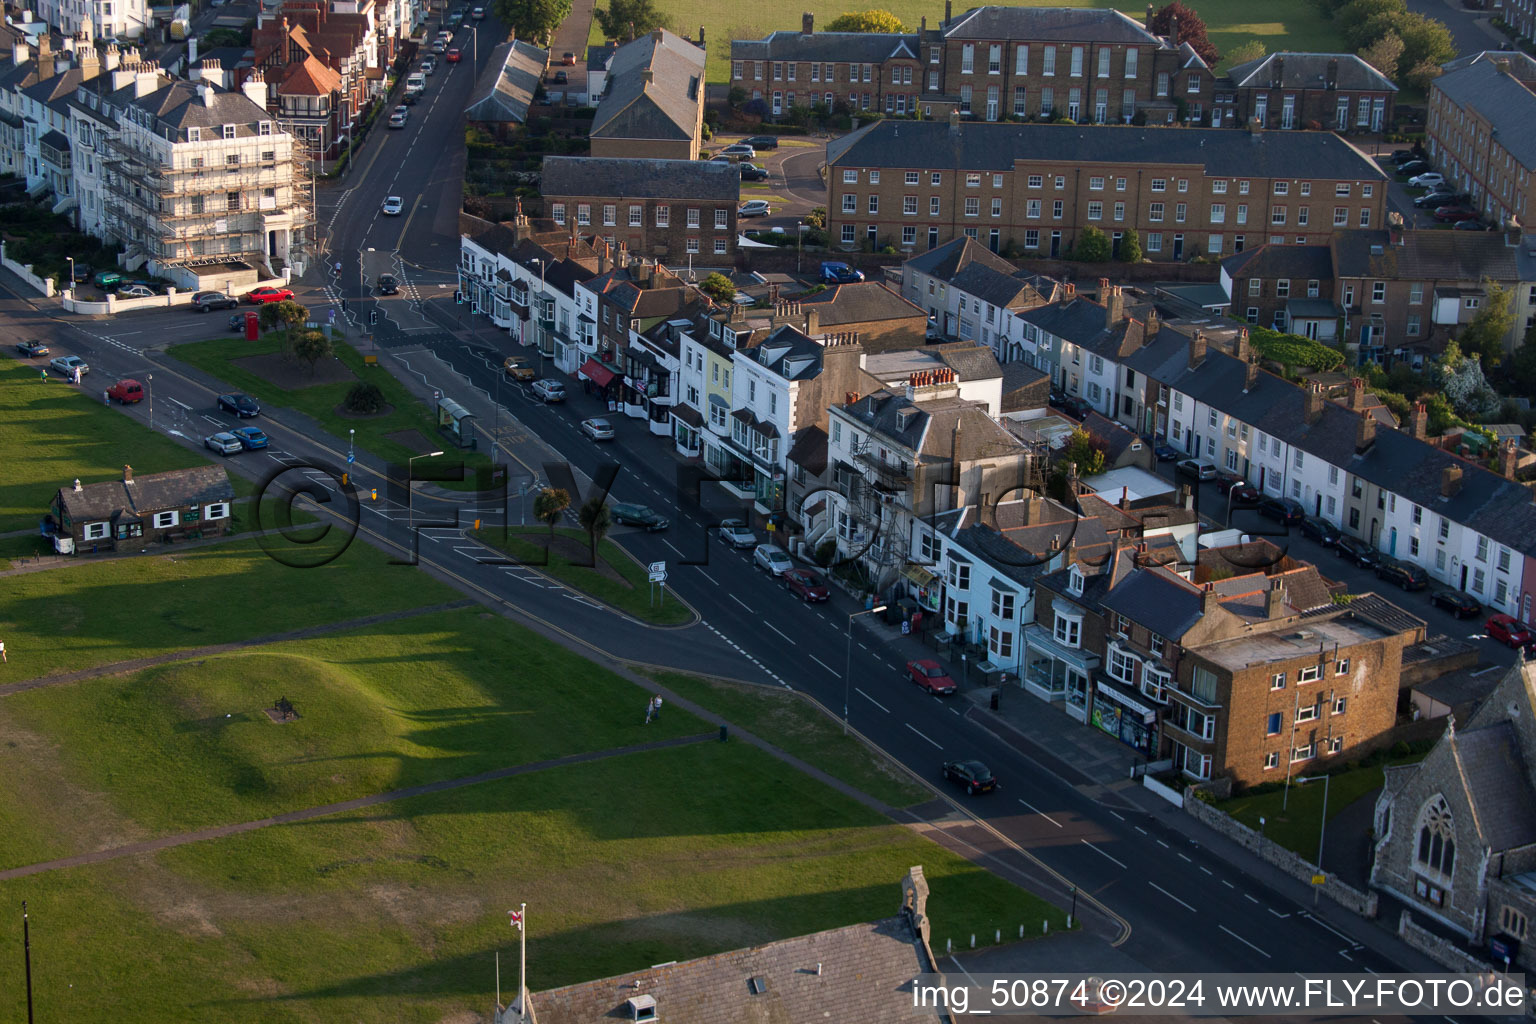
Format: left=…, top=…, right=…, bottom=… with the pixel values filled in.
left=544, top=194, right=738, bottom=259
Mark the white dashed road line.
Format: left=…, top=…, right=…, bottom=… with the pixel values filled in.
left=855, top=688, right=889, bottom=713
left=1219, top=925, right=1272, bottom=959
left=809, top=654, right=839, bottom=676
left=905, top=723, right=942, bottom=749
left=1080, top=840, right=1127, bottom=870
left=1148, top=882, right=1197, bottom=912
left=1017, top=799, right=1063, bottom=828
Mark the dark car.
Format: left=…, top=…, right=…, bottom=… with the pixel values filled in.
left=942, top=759, right=997, bottom=794
left=1334, top=534, right=1380, bottom=568
left=1374, top=557, right=1429, bottom=591
left=70, top=262, right=92, bottom=283
left=739, top=163, right=769, bottom=181
left=1299, top=516, right=1340, bottom=547
left=1398, top=159, right=1429, bottom=176
left=378, top=273, right=399, bottom=295
left=217, top=392, right=261, bottom=418
left=552, top=69, right=568, bottom=84
left=1453, top=219, right=1490, bottom=231
left=782, top=568, right=829, bottom=602
left=1257, top=496, right=1305, bottom=525
left=1430, top=589, right=1482, bottom=618
left=1214, top=470, right=1246, bottom=495
left=907, top=659, right=958, bottom=696
left=610, top=502, right=669, bottom=531
left=1433, top=206, right=1478, bottom=223
left=15, top=340, right=49, bottom=357
left=1228, top=482, right=1261, bottom=505
left=1391, top=149, right=1417, bottom=164
left=1413, top=190, right=1455, bottom=209
left=741, top=135, right=779, bottom=150
left=228, top=312, right=249, bottom=331
left=1153, top=442, right=1179, bottom=462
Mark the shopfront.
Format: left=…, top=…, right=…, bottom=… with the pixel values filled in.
left=1090, top=677, right=1160, bottom=758
left=1022, top=624, right=1097, bottom=719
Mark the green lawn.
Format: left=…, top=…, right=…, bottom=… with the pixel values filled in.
left=167, top=335, right=491, bottom=487
left=469, top=526, right=694, bottom=625
left=0, top=741, right=1064, bottom=1022
left=651, top=671, right=929, bottom=808
left=0, top=608, right=705, bottom=868
left=0, top=536, right=456, bottom=686
left=0, top=358, right=212, bottom=534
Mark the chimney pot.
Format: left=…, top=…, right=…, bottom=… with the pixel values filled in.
left=1355, top=410, right=1377, bottom=452
left=1187, top=330, right=1207, bottom=369
left=802, top=11, right=814, bottom=35
left=123, top=464, right=134, bottom=483
left=1440, top=464, right=1463, bottom=497
left=73, top=478, right=82, bottom=492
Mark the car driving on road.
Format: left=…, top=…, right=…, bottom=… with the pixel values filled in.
left=377, top=273, right=400, bottom=295
left=716, top=518, right=758, bottom=549
left=217, top=393, right=261, bottom=418
left=531, top=379, right=565, bottom=402
left=942, top=759, right=997, bottom=794
left=580, top=417, right=615, bottom=440
left=204, top=431, right=243, bottom=456
left=231, top=426, right=269, bottom=450
left=907, top=659, right=957, bottom=695
left=245, top=286, right=294, bottom=304
left=610, top=503, right=669, bottom=531
left=382, top=196, right=405, bottom=216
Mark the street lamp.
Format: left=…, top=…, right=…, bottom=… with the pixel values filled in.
left=65, top=256, right=75, bottom=296
left=1295, top=774, right=1332, bottom=874
left=407, top=451, right=445, bottom=528
left=1067, top=885, right=1078, bottom=929
left=796, top=221, right=803, bottom=274
left=520, top=475, right=540, bottom=526
left=844, top=604, right=888, bottom=734
left=146, top=373, right=153, bottom=429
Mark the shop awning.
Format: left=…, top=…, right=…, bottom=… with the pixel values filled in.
left=902, top=564, right=937, bottom=587
left=1094, top=676, right=1159, bottom=722
left=1023, top=624, right=1100, bottom=672
left=579, top=359, right=616, bottom=388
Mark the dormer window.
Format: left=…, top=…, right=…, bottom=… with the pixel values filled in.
left=188, top=126, right=201, bottom=142
left=1067, top=565, right=1084, bottom=596
left=222, top=124, right=236, bottom=140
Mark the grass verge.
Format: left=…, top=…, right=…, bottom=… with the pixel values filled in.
left=650, top=670, right=929, bottom=808
left=468, top=526, right=693, bottom=625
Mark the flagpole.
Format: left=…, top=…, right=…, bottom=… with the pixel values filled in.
left=519, top=901, right=528, bottom=1024
left=496, top=950, right=501, bottom=1013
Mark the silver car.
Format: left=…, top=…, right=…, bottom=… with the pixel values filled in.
left=204, top=431, right=243, bottom=455
left=49, top=354, right=89, bottom=377
left=753, top=543, right=793, bottom=576
left=717, top=517, right=758, bottom=549
left=532, top=379, right=565, bottom=402
left=580, top=417, right=614, bottom=440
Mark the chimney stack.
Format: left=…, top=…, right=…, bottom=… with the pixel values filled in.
left=242, top=69, right=268, bottom=110
left=188, top=35, right=198, bottom=67
left=1409, top=401, right=1428, bottom=440
left=805, top=307, right=820, bottom=337
left=1244, top=358, right=1259, bottom=392
left=1347, top=376, right=1368, bottom=411
left=948, top=108, right=960, bottom=130
left=123, top=464, right=134, bottom=484
left=1023, top=494, right=1045, bottom=525
left=1102, top=280, right=1124, bottom=327
left=651, top=27, right=663, bottom=42
left=1265, top=578, right=1286, bottom=619
left=1304, top=382, right=1324, bottom=424
left=197, top=81, right=216, bottom=106
left=1234, top=327, right=1250, bottom=362
left=1200, top=581, right=1218, bottom=613
left=1187, top=330, right=1207, bottom=369
left=1145, top=2, right=1154, bottom=29
left=1170, top=15, right=1179, bottom=47
left=1274, top=56, right=1285, bottom=88
left=641, top=67, right=653, bottom=84
left=1499, top=439, right=1520, bottom=480
left=802, top=11, right=814, bottom=35
left=1440, top=464, right=1463, bottom=497
left=1355, top=410, right=1376, bottom=452
left=944, top=0, right=952, bottom=25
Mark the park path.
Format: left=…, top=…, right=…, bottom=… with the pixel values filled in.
left=0, top=733, right=716, bottom=882
left=0, top=599, right=477, bottom=698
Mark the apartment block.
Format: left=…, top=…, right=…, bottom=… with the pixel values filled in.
left=1426, top=55, right=1536, bottom=231
left=824, top=118, right=1386, bottom=258
left=541, top=156, right=739, bottom=260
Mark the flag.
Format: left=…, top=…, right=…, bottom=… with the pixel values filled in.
left=508, top=909, right=523, bottom=931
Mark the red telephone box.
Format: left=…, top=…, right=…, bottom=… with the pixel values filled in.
left=244, top=311, right=260, bottom=341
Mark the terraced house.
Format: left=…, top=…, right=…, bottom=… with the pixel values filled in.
left=540, top=156, right=739, bottom=260
left=1219, top=53, right=1396, bottom=133
left=825, top=118, right=1387, bottom=258
left=1426, top=53, right=1536, bottom=231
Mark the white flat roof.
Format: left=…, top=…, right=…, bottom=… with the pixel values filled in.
left=1081, top=466, right=1177, bottom=505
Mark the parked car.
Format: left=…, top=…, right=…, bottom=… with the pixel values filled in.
left=447, top=9, right=463, bottom=26
left=1485, top=614, right=1534, bottom=649
left=561, top=51, right=577, bottom=65
left=1258, top=496, right=1305, bottom=525
left=1429, top=589, right=1482, bottom=618
left=941, top=759, right=997, bottom=794
left=610, top=502, right=669, bottom=531
left=739, top=163, right=769, bottom=181
left=1214, top=471, right=1246, bottom=495
left=228, top=312, right=249, bottom=331
left=70, top=262, right=92, bottom=283
left=382, top=195, right=405, bottom=216
left=503, top=356, right=535, bottom=381
left=217, top=392, right=261, bottom=418
left=15, top=340, right=48, bottom=357
left=1409, top=172, right=1445, bottom=188
left=431, top=39, right=446, bottom=53
left=231, top=426, right=269, bottom=450
left=1375, top=557, right=1429, bottom=591
left=471, top=5, right=484, bottom=17
left=445, top=47, right=461, bottom=62
left=1153, top=441, right=1179, bottom=462
left=752, top=543, right=794, bottom=576
left=1391, top=149, right=1417, bottom=164
left=191, top=290, right=238, bottom=312
left=1397, top=160, right=1428, bottom=176
left=820, top=260, right=864, bottom=284
left=116, top=284, right=155, bottom=299
left=421, top=56, right=437, bottom=74
left=388, top=107, right=409, bottom=128
left=738, top=199, right=771, bottom=218
left=717, top=143, right=755, bottom=159
left=204, top=431, right=243, bottom=456
left=91, top=269, right=122, bottom=289
left=1299, top=516, right=1340, bottom=547
left=1334, top=534, right=1380, bottom=568
left=907, top=659, right=958, bottom=696
left=782, top=567, right=829, bottom=602
left=1433, top=205, right=1478, bottom=223
left=1453, top=219, right=1491, bottom=231
left=716, top=518, right=758, bottom=549
left=552, top=69, right=568, bottom=84
left=1176, top=458, right=1216, bottom=482
left=531, top=379, right=565, bottom=402
left=1413, top=190, right=1453, bottom=208
left=1229, top=482, right=1261, bottom=505
left=741, top=135, right=779, bottom=150
left=377, top=273, right=399, bottom=295
left=106, top=379, right=144, bottom=404
left=49, top=354, right=88, bottom=377
left=580, top=417, right=615, bottom=440
left=246, top=286, right=294, bottom=304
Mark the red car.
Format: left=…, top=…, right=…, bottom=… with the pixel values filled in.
left=1485, top=614, right=1534, bottom=649
left=782, top=568, right=829, bottom=602
left=1433, top=205, right=1477, bottom=223
left=906, top=659, right=957, bottom=696
left=245, top=286, right=294, bottom=304
left=445, top=47, right=461, bottom=62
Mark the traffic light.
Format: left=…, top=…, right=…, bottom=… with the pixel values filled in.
left=369, top=310, right=379, bottom=325
left=454, top=289, right=463, bottom=304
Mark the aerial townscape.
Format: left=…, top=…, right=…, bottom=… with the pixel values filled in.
left=5, top=0, right=1536, bottom=1016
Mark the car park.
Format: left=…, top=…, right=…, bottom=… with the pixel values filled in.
left=1374, top=557, right=1429, bottom=591
left=503, top=356, right=535, bottom=381
left=717, top=143, right=755, bottom=159
left=1257, top=496, right=1305, bottom=525
left=753, top=543, right=794, bottom=576
left=610, top=502, right=669, bottom=531
left=382, top=195, right=404, bottom=216
left=49, top=355, right=88, bottom=377
left=738, top=163, right=769, bottom=181
left=116, top=284, right=155, bottom=299
left=1333, top=534, right=1380, bottom=568
left=1153, top=441, right=1179, bottom=462
left=1430, top=589, right=1482, bottom=618
left=738, top=199, right=771, bottom=218
left=941, top=759, right=997, bottom=794
left=15, top=340, right=48, bottom=357
left=446, top=47, right=461, bottom=62
left=204, top=432, right=243, bottom=455
left=1299, top=516, right=1340, bottom=547
left=782, top=567, right=829, bottom=602
left=531, top=379, right=565, bottom=402
left=217, top=392, right=261, bottom=417
left=906, top=659, right=957, bottom=695
left=232, top=426, right=269, bottom=450
left=717, top=518, right=758, bottom=549
left=1176, top=458, right=1216, bottom=482
left=820, top=260, right=864, bottom=284
left=246, top=286, right=294, bottom=304
left=106, top=379, right=144, bottom=404
left=191, top=290, right=237, bottom=311
left=580, top=417, right=615, bottom=440
left=1409, top=172, right=1445, bottom=188
left=378, top=273, right=399, bottom=295
left=1486, top=614, right=1533, bottom=649
left=741, top=135, right=779, bottom=150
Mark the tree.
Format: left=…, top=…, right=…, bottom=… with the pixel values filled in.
left=1224, top=39, right=1266, bottom=67
left=1059, top=427, right=1107, bottom=477
left=533, top=487, right=570, bottom=540
left=593, top=0, right=665, bottom=40
left=259, top=298, right=308, bottom=333
left=1357, top=31, right=1404, bottom=80
left=1394, top=12, right=1454, bottom=88
left=698, top=272, right=736, bottom=305
left=577, top=495, right=611, bottom=568
left=1337, top=0, right=1403, bottom=46
left=1510, top=326, right=1536, bottom=395
left=1118, top=228, right=1143, bottom=263
left=1149, top=2, right=1219, bottom=65
left=824, top=9, right=906, bottom=32
left=344, top=381, right=386, bottom=414
left=491, top=0, right=571, bottom=44
left=1073, top=225, right=1112, bottom=262
left=292, top=329, right=334, bottom=374
left=1455, top=280, right=1515, bottom=361
left=1433, top=341, right=1501, bottom=419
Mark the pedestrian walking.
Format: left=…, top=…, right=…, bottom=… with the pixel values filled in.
left=1, top=641, right=7, bottom=663
left=71, top=366, right=81, bottom=385
left=102, top=389, right=109, bottom=404
left=334, top=260, right=342, bottom=276
left=652, top=695, right=663, bottom=721
left=644, top=697, right=654, bottom=725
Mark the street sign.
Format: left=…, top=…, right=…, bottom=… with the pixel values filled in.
left=1310, top=874, right=1327, bottom=886
left=347, top=452, right=355, bottom=464
left=648, top=560, right=666, bottom=574
left=648, top=570, right=667, bottom=583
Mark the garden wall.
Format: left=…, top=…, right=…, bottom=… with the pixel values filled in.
left=0, top=242, right=56, bottom=297
left=59, top=276, right=292, bottom=316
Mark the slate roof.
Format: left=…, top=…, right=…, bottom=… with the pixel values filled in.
left=1082, top=411, right=1145, bottom=465
left=1223, top=53, right=1397, bottom=93
left=532, top=915, right=938, bottom=1024
left=1220, top=243, right=1334, bottom=282
left=787, top=425, right=828, bottom=475
left=1330, top=229, right=1522, bottom=282
left=826, top=121, right=1387, bottom=182
left=56, top=466, right=233, bottom=521
left=1098, top=566, right=1206, bottom=638
left=839, top=388, right=1023, bottom=462
left=944, top=6, right=1159, bottom=44
left=464, top=40, right=546, bottom=124
left=1431, top=59, right=1536, bottom=171
left=592, top=28, right=703, bottom=142
left=1001, top=361, right=1049, bottom=394
left=935, top=341, right=1002, bottom=381
left=1441, top=49, right=1536, bottom=82
left=1447, top=721, right=1536, bottom=852
left=798, top=280, right=926, bottom=326
left=747, top=324, right=824, bottom=381
left=731, top=30, right=920, bottom=64
left=540, top=156, right=740, bottom=200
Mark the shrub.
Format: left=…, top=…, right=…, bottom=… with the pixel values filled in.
left=344, top=381, right=387, bottom=414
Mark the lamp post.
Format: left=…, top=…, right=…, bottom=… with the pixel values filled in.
left=796, top=221, right=803, bottom=274
left=844, top=604, right=888, bottom=734
left=1295, top=774, right=1332, bottom=872
left=520, top=476, right=540, bottom=526
left=407, top=450, right=445, bottom=528
left=1067, top=886, right=1078, bottom=929
left=66, top=255, right=75, bottom=296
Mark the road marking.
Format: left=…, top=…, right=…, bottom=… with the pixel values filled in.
left=1148, top=882, right=1197, bottom=912
left=1219, top=925, right=1271, bottom=959
left=1339, top=950, right=1352, bottom=962
left=1134, top=826, right=1148, bottom=835
left=809, top=654, right=839, bottom=676
left=855, top=688, right=888, bottom=712
left=695, top=568, right=719, bottom=586
left=1108, top=811, right=1125, bottom=821
left=729, top=595, right=753, bottom=614
left=948, top=955, right=981, bottom=988
left=1017, top=799, right=1062, bottom=828
left=1268, top=908, right=1291, bottom=919
left=1243, top=894, right=1260, bottom=905
left=1302, top=913, right=1358, bottom=947
left=1222, top=880, right=1236, bottom=889
left=1081, top=839, right=1127, bottom=869
left=1177, top=853, right=1192, bottom=863
left=763, top=621, right=796, bottom=646
left=905, top=723, right=941, bottom=749
left=662, top=539, right=685, bottom=557
left=1198, top=866, right=1213, bottom=876
left=1156, top=839, right=1170, bottom=849
left=1363, top=966, right=1377, bottom=975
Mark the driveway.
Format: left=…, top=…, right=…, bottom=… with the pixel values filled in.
left=712, top=133, right=829, bottom=232
left=546, top=0, right=596, bottom=102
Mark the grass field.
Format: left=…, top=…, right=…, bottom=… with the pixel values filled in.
left=651, top=671, right=929, bottom=808
left=469, top=526, right=694, bottom=625
left=0, top=741, right=1064, bottom=1022
left=0, top=358, right=211, bottom=534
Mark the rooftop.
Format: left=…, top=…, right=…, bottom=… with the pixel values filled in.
left=540, top=155, right=740, bottom=201
left=1192, top=610, right=1396, bottom=671
left=464, top=39, right=546, bottom=124
left=592, top=28, right=703, bottom=142
left=944, top=5, right=1160, bottom=44
left=1431, top=59, right=1536, bottom=171
left=1223, top=52, right=1397, bottom=93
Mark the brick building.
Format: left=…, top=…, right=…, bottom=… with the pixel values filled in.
left=589, top=28, right=705, bottom=160
left=825, top=118, right=1387, bottom=259
left=1219, top=243, right=1339, bottom=337
left=1426, top=55, right=1536, bottom=232
left=1219, top=53, right=1396, bottom=133
left=540, top=156, right=739, bottom=259
left=730, top=13, right=924, bottom=117
left=251, top=0, right=376, bottom=158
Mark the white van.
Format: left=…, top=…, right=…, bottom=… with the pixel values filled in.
left=406, top=73, right=425, bottom=94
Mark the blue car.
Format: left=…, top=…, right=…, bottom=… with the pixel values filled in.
left=1153, top=442, right=1179, bottom=462
left=820, top=260, right=864, bottom=284
left=231, top=426, right=269, bottom=450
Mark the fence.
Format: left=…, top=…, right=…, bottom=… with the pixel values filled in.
left=0, top=242, right=56, bottom=297
left=58, top=275, right=292, bottom=316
